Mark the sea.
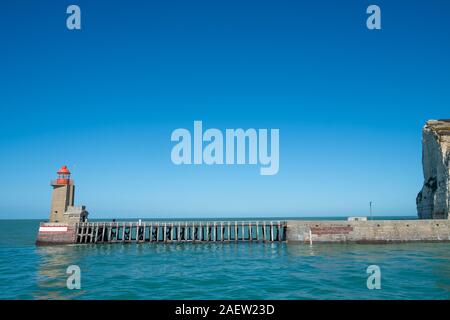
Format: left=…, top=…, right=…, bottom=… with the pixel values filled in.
left=1, top=218, right=450, bottom=300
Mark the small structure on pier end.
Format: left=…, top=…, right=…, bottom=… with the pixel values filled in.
left=36, top=166, right=88, bottom=245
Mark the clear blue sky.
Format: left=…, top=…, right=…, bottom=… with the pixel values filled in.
left=1, top=0, right=449, bottom=219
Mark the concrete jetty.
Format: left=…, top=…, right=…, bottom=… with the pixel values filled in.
left=36, top=166, right=289, bottom=245
left=286, top=219, right=450, bottom=243
left=36, top=160, right=450, bottom=245
left=38, top=218, right=450, bottom=245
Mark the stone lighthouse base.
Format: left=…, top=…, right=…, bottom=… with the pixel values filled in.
left=36, top=205, right=88, bottom=245
left=36, top=223, right=77, bottom=245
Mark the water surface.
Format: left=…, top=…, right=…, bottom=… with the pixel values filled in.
left=1, top=219, right=449, bottom=300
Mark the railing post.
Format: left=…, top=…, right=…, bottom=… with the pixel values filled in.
left=128, top=222, right=132, bottom=242
left=163, top=223, right=167, bottom=242
left=149, top=223, right=152, bottom=243
left=80, top=223, right=83, bottom=243
left=142, top=222, right=146, bottom=242
left=94, top=222, right=99, bottom=243
left=270, top=222, right=274, bottom=242
left=277, top=221, right=281, bottom=241
left=85, top=223, right=89, bottom=243
left=256, top=221, right=259, bottom=241
left=101, top=223, right=105, bottom=242
left=85, top=224, right=89, bottom=243
left=75, top=223, right=79, bottom=243
left=263, top=221, right=266, bottom=241
left=200, top=222, right=203, bottom=241
left=135, top=222, right=137, bottom=242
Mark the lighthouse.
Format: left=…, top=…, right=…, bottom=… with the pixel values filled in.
left=36, top=165, right=88, bottom=245
left=48, top=165, right=88, bottom=224
left=49, top=165, right=75, bottom=223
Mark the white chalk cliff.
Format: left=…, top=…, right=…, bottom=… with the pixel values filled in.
left=417, top=120, right=450, bottom=219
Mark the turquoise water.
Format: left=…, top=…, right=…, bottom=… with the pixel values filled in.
left=1, top=219, right=450, bottom=300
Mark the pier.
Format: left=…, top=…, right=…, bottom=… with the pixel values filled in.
left=36, top=166, right=450, bottom=246
left=74, top=220, right=287, bottom=244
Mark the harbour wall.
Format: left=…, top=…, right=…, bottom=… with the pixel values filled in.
left=286, top=219, right=450, bottom=243
left=37, top=220, right=287, bottom=244
left=36, top=224, right=77, bottom=245
left=36, top=219, right=450, bottom=245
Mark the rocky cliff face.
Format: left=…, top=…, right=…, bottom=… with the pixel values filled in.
left=417, top=120, right=450, bottom=219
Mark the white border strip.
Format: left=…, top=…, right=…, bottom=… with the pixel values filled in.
left=39, top=226, right=68, bottom=232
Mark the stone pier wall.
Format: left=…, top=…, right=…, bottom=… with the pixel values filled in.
left=36, top=224, right=77, bottom=245
left=36, top=220, right=450, bottom=245
left=286, top=220, right=450, bottom=243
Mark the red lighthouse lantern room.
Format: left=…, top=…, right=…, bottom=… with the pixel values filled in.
left=56, top=165, right=71, bottom=185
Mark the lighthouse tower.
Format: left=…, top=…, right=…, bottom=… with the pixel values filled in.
left=48, top=165, right=88, bottom=224
left=49, top=165, right=75, bottom=223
